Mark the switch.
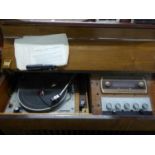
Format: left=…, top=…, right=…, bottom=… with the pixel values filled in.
left=80, top=99, right=86, bottom=109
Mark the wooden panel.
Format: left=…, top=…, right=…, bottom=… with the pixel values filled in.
left=2, top=19, right=155, bottom=29
left=2, top=39, right=155, bottom=72
left=0, top=76, right=9, bottom=112
left=1, top=115, right=155, bottom=132
left=90, top=75, right=102, bottom=114
left=2, top=25, right=155, bottom=39
left=2, top=24, right=155, bottom=72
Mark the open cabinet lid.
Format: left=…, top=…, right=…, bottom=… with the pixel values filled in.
left=1, top=20, right=155, bottom=72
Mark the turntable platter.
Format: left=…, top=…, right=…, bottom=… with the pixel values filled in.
left=18, top=88, right=67, bottom=112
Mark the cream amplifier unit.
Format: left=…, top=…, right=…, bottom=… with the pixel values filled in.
left=90, top=74, right=153, bottom=116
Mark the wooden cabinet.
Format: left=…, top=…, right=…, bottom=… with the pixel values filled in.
left=1, top=20, right=155, bottom=134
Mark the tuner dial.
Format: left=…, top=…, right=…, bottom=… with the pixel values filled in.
left=133, top=103, right=139, bottom=111
left=115, top=103, right=121, bottom=111
left=106, top=103, right=113, bottom=111
left=124, top=103, right=130, bottom=111
left=104, top=81, right=111, bottom=88
left=138, top=81, right=145, bottom=88
left=142, top=103, right=149, bottom=111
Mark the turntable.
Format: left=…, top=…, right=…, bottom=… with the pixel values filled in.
left=4, top=73, right=88, bottom=114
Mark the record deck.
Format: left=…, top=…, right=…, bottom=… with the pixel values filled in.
left=5, top=73, right=78, bottom=113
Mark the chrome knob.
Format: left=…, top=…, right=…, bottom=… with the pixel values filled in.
left=14, top=107, right=21, bottom=113
left=142, top=103, right=149, bottom=111
left=133, top=103, right=139, bottom=111
left=138, top=81, right=145, bottom=88
left=124, top=103, right=130, bottom=111
left=104, top=81, right=111, bottom=88
left=115, top=103, right=121, bottom=111
left=106, top=103, right=113, bottom=111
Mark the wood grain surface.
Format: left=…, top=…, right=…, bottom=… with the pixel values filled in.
left=2, top=39, right=155, bottom=72
left=0, top=76, right=9, bottom=112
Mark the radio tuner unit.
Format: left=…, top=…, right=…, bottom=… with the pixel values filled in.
left=90, top=75, right=153, bottom=116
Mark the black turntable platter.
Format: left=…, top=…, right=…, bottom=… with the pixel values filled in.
left=15, top=73, right=75, bottom=112
left=18, top=88, right=67, bottom=112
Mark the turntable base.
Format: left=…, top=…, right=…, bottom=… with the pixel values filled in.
left=5, top=90, right=75, bottom=113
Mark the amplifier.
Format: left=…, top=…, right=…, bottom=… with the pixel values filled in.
left=90, top=74, right=153, bottom=116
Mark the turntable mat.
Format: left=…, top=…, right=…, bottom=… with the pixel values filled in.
left=18, top=88, right=67, bottom=112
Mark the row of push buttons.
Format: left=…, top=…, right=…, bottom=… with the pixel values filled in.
left=106, top=103, right=149, bottom=111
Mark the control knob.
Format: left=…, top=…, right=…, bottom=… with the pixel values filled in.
left=115, top=103, right=121, bottom=111
left=104, top=81, right=111, bottom=88
left=106, top=103, right=113, bottom=111
left=124, top=103, right=130, bottom=111
left=133, top=103, right=139, bottom=111
left=138, top=81, right=145, bottom=88
left=13, top=107, right=21, bottom=113
left=142, top=103, right=149, bottom=111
